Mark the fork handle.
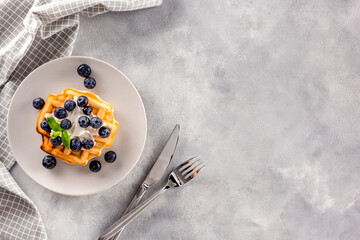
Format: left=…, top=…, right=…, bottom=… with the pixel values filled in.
left=98, top=186, right=168, bottom=240
left=109, top=184, right=148, bottom=240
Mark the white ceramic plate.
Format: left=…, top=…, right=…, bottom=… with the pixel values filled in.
left=7, top=56, right=147, bottom=196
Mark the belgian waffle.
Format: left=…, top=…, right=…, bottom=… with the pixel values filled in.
left=36, top=88, right=119, bottom=166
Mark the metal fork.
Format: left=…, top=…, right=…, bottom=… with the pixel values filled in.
left=98, top=157, right=205, bottom=240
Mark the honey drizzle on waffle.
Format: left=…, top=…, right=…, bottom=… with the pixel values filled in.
left=36, top=88, right=119, bottom=166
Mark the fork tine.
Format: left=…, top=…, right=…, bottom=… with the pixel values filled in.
left=181, top=160, right=202, bottom=176
left=181, top=159, right=200, bottom=173
left=187, top=165, right=205, bottom=179
left=176, top=156, right=198, bottom=170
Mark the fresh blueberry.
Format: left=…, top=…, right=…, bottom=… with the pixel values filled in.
left=78, top=116, right=90, bottom=128
left=54, top=107, right=67, bottom=119
left=77, top=64, right=91, bottom=77
left=90, top=117, right=102, bottom=129
left=64, top=100, right=76, bottom=111
left=98, top=126, right=111, bottom=138
left=82, top=139, right=94, bottom=149
left=77, top=96, right=88, bottom=107
left=60, top=119, right=72, bottom=130
left=84, top=77, right=96, bottom=89
left=33, top=98, right=45, bottom=110
left=104, top=151, right=116, bottom=163
left=70, top=138, right=82, bottom=152
left=50, top=136, right=62, bottom=146
left=42, top=156, right=56, bottom=169
left=83, top=106, right=93, bottom=115
left=89, top=160, right=101, bottom=172
left=40, top=120, right=51, bottom=132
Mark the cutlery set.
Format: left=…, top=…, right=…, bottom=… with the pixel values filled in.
left=99, top=125, right=205, bottom=240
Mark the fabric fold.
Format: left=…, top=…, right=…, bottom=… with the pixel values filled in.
left=0, top=0, right=161, bottom=239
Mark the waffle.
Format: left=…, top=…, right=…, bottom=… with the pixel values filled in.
left=36, top=88, right=119, bottom=166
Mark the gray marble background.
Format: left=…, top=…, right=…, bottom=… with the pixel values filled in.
left=10, top=0, right=360, bottom=239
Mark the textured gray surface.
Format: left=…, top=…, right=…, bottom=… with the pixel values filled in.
left=10, top=0, right=360, bottom=239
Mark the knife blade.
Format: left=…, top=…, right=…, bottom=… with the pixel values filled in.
left=143, top=124, right=180, bottom=187
left=105, top=124, right=180, bottom=240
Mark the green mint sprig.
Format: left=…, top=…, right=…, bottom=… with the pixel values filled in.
left=46, top=117, right=61, bottom=131
left=47, top=117, right=70, bottom=149
left=61, top=130, right=70, bottom=149
left=51, top=131, right=61, bottom=139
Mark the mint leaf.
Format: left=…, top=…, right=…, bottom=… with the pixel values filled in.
left=61, top=130, right=70, bottom=149
left=51, top=131, right=61, bottom=139
left=46, top=117, right=61, bottom=131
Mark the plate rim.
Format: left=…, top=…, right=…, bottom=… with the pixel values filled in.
left=7, top=56, right=147, bottom=196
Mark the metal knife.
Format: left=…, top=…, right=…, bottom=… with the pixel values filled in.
left=103, top=124, right=180, bottom=240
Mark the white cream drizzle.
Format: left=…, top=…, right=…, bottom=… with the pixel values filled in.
left=45, top=96, right=106, bottom=142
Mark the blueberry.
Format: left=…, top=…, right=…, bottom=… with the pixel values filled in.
left=77, top=96, right=88, bottom=107
left=60, top=119, right=72, bottom=130
left=42, top=156, right=56, bottom=169
left=33, top=98, right=45, bottom=110
left=104, top=151, right=116, bottom=163
left=70, top=138, right=82, bottom=152
left=77, top=64, right=91, bottom=77
left=50, top=136, right=62, bottom=146
left=78, top=116, right=90, bottom=128
left=90, top=117, right=102, bottom=129
left=82, top=139, right=94, bottom=149
left=54, top=107, right=67, bottom=119
left=64, top=100, right=76, bottom=111
left=40, top=120, right=51, bottom=132
left=89, top=160, right=101, bottom=172
left=83, top=106, right=93, bottom=115
left=98, top=126, right=111, bottom=138
left=84, top=77, right=96, bottom=89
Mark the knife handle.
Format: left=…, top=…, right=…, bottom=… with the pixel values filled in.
left=125, top=184, right=148, bottom=213
left=100, top=187, right=168, bottom=240
left=109, top=184, right=148, bottom=240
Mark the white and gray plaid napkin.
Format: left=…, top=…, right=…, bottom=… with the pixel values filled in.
left=0, top=0, right=161, bottom=239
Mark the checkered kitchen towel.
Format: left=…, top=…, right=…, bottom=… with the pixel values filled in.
left=0, top=0, right=161, bottom=239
